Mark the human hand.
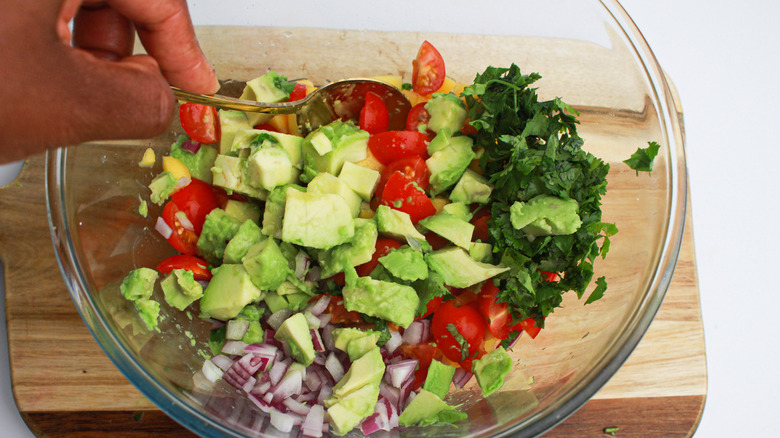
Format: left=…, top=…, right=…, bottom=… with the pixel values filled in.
left=0, top=0, right=219, bottom=163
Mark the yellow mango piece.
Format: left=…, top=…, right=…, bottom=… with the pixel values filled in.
left=162, top=156, right=191, bottom=180
left=402, top=89, right=429, bottom=107
left=138, top=148, right=156, bottom=168
left=265, top=115, right=289, bottom=134
left=434, top=76, right=457, bottom=95
left=369, top=75, right=404, bottom=90
left=432, top=196, right=450, bottom=214
left=354, top=148, right=385, bottom=173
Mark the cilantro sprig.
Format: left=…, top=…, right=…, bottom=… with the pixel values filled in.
left=624, top=141, right=660, bottom=174
left=463, top=64, right=617, bottom=326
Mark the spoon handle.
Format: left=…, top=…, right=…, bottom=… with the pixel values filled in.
left=171, top=87, right=299, bottom=114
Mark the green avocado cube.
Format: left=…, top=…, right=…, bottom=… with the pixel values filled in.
left=422, top=359, right=457, bottom=399
left=196, top=208, right=242, bottom=265
left=245, top=147, right=299, bottom=191
left=261, top=184, right=305, bottom=238
left=338, top=161, right=381, bottom=201
left=161, top=268, right=203, bottom=310
left=469, top=241, right=493, bottom=263
left=509, top=195, right=582, bottom=236
left=274, top=312, right=316, bottom=365
left=120, top=268, right=158, bottom=301
left=148, top=171, right=178, bottom=205
left=398, top=389, right=466, bottom=427
left=318, top=218, right=378, bottom=279
left=378, top=246, right=428, bottom=281
left=419, top=211, right=475, bottom=250
left=239, top=72, right=292, bottom=126
left=449, top=169, right=493, bottom=205
left=231, top=129, right=304, bottom=168
left=170, top=136, right=219, bottom=184
left=133, top=298, right=161, bottom=331
left=425, top=129, right=476, bottom=195
left=242, top=238, right=291, bottom=291
left=425, top=247, right=510, bottom=288
left=300, top=120, right=369, bottom=183
left=441, top=201, right=472, bottom=221
left=199, top=264, right=264, bottom=320
left=472, top=346, right=513, bottom=396
left=223, top=199, right=262, bottom=224
left=307, top=172, right=362, bottom=218
left=281, top=189, right=355, bottom=250
left=374, top=205, right=426, bottom=243
left=328, top=347, right=384, bottom=400
left=217, top=110, right=251, bottom=155
left=342, top=277, right=419, bottom=328
left=211, top=154, right=268, bottom=200
left=223, top=219, right=265, bottom=264
left=326, top=383, right=381, bottom=435
left=425, top=92, right=467, bottom=134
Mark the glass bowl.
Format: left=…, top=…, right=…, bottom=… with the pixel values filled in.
left=45, top=1, right=687, bottom=436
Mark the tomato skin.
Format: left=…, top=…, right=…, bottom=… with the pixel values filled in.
left=477, top=281, right=514, bottom=340
left=380, top=172, right=436, bottom=224
left=412, top=41, right=446, bottom=95
left=518, top=318, right=541, bottom=339
left=416, top=295, right=444, bottom=320
left=316, top=294, right=363, bottom=325
left=367, top=131, right=429, bottom=166
left=471, top=212, right=491, bottom=243
left=288, top=82, right=308, bottom=101
left=179, top=103, right=220, bottom=144
left=406, top=102, right=434, bottom=139
left=540, top=270, right=559, bottom=282
left=170, top=178, right=219, bottom=234
left=157, top=254, right=212, bottom=281
left=379, top=156, right=430, bottom=194
left=424, top=231, right=450, bottom=251
left=431, top=300, right=486, bottom=369
left=359, top=92, right=390, bottom=135
left=355, top=238, right=403, bottom=277
left=399, top=342, right=439, bottom=390
left=161, top=201, right=199, bottom=255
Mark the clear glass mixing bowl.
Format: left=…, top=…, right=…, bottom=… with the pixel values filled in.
left=46, top=1, right=687, bottom=436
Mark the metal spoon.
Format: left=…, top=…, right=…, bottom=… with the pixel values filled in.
left=172, top=78, right=411, bottom=136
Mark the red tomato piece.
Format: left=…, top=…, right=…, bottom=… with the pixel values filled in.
left=170, top=178, right=219, bottom=235
left=380, top=171, right=436, bottom=223
left=289, top=82, right=308, bottom=101
left=424, top=231, right=450, bottom=251
left=379, top=156, right=430, bottom=194
left=540, top=270, right=559, bottom=282
left=322, top=294, right=363, bottom=325
left=359, top=92, right=390, bottom=135
left=518, top=318, right=542, bottom=339
left=431, top=300, right=486, bottom=369
left=411, top=41, right=446, bottom=95
left=157, top=254, right=212, bottom=281
left=179, top=102, right=220, bottom=144
left=406, top=102, right=434, bottom=139
left=161, top=201, right=199, bottom=255
left=399, top=342, right=439, bottom=390
left=367, top=131, right=429, bottom=166
left=470, top=210, right=490, bottom=242
left=477, top=281, right=514, bottom=340
left=355, top=238, right=403, bottom=277
left=416, top=295, right=444, bottom=320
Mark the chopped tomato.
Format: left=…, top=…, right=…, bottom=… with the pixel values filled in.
left=411, top=41, right=446, bottom=95
left=315, top=294, right=363, bottom=325
left=416, top=295, right=443, bottom=320
left=359, top=92, right=390, bottom=135
left=161, top=201, right=199, bottom=255
left=157, top=254, right=212, bottom=281
left=477, top=281, right=514, bottom=340
left=367, top=131, right=429, bottom=166
left=179, top=102, right=220, bottom=144
left=406, top=102, right=434, bottom=139
left=540, top=270, right=559, bottom=282
left=380, top=171, right=436, bottom=223
left=470, top=210, right=490, bottom=242
left=424, top=231, right=450, bottom=251
left=398, top=342, right=439, bottom=390
left=288, top=82, right=308, bottom=101
left=431, top=300, right=486, bottom=370
left=253, top=122, right=281, bottom=133
left=355, top=238, right=403, bottom=277
left=379, top=156, right=430, bottom=194
left=170, top=178, right=219, bottom=234
left=518, top=317, right=542, bottom=339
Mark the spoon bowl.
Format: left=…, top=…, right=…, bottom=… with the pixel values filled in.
left=172, top=78, right=411, bottom=135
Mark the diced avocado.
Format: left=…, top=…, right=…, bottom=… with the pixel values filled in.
left=231, top=129, right=303, bottom=168
left=308, top=130, right=333, bottom=155
left=276, top=280, right=300, bottom=296
left=284, top=292, right=310, bottom=310
left=419, top=211, right=475, bottom=250
left=241, top=320, right=264, bottom=344
left=120, top=268, right=158, bottom=301
left=472, top=346, right=513, bottom=396
left=240, top=71, right=294, bottom=126
left=274, top=312, right=316, bottom=365
left=170, top=136, right=219, bottom=184
left=327, top=403, right=366, bottom=436
left=326, top=383, right=381, bottom=436
left=374, top=204, right=426, bottom=243
left=378, top=246, right=428, bottom=281
left=469, top=241, right=493, bottom=263
left=236, top=303, right=265, bottom=321
left=332, top=328, right=380, bottom=361
left=211, top=154, right=268, bottom=200
left=138, top=198, right=148, bottom=217
left=318, top=218, right=378, bottom=279
left=242, top=238, right=291, bottom=291
left=196, top=208, right=242, bottom=265
left=441, top=201, right=472, bottom=221
left=263, top=291, right=289, bottom=313
left=338, top=161, right=381, bottom=201
left=148, top=171, right=177, bottom=205
left=342, top=276, right=419, bottom=328
left=332, top=327, right=371, bottom=351
left=199, top=264, right=264, bottom=320
left=307, top=172, right=362, bottom=218
left=422, top=359, right=457, bottom=400
left=223, top=199, right=262, bottom=224
left=398, top=389, right=466, bottom=427
left=245, top=146, right=299, bottom=191
left=160, top=268, right=203, bottom=310
left=218, top=110, right=251, bottom=154
left=425, top=247, right=510, bottom=288
left=133, top=298, right=161, bottom=331
left=281, top=189, right=355, bottom=250
left=223, top=219, right=265, bottom=264
left=449, top=169, right=493, bottom=204
left=262, top=184, right=305, bottom=238
left=328, top=347, right=384, bottom=400
left=425, top=92, right=467, bottom=134
left=510, top=195, right=582, bottom=236
left=426, top=129, right=476, bottom=195
left=300, top=120, right=369, bottom=183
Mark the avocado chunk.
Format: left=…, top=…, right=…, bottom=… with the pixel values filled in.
left=378, top=246, right=428, bottom=281
left=318, top=218, right=378, bottom=279
left=425, top=92, right=467, bottom=134
left=441, top=201, right=472, bottom=221
left=469, top=241, right=493, bottom=263
left=245, top=146, right=299, bottom=191
left=425, top=129, right=476, bottom=195
left=332, top=327, right=381, bottom=361
left=342, top=276, right=419, bottom=328
left=326, top=383, right=381, bottom=435
left=196, top=208, right=242, bottom=265
left=327, top=347, right=384, bottom=401
left=169, top=136, right=219, bottom=184
left=231, top=129, right=303, bottom=168
left=261, top=184, right=305, bottom=238
left=242, top=238, right=291, bottom=291
left=510, top=195, right=582, bottom=236
left=120, top=267, right=158, bottom=301
left=425, top=247, right=510, bottom=288
left=419, top=211, right=475, bottom=250
left=472, top=346, right=513, bottom=396
left=211, top=154, right=268, bottom=200
left=223, top=199, right=262, bottom=224
left=307, top=172, right=362, bottom=218
left=274, top=312, right=316, bottom=366
left=449, top=168, right=493, bottom=204
left=374, top=204, right=426, bottom=243
left=281, top=189, right=355, bottom=250
left=300, top=120, right=369, bottom=183
left=199, top=264, right=264, bottom=320
left=338, top=161, right=381, bottom=201
left=148, top=171, right=177, bottom=205
left=422, top=359, right=457, bottom=399
left=133, top=298, right=161, bottom=331
left=239, top=71, right=294, bottom=126
left=217, top=110, right=252, bottom=154
left=233, top=304, right=265, bottom=344
left=398, top=389, right=467, bottom=427
left=160, top=268, right=204, bottom=310
left=223, top=219, right=265, bottom=264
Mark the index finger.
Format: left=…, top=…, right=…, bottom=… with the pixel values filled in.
left=106, top=0, right=219, bottom=94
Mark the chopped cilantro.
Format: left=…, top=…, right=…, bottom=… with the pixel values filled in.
left=603, top=426, right=619, bottom=436
left=445, top=323, right=470, bottom=361
left=624, top=141, right=660, bottom=174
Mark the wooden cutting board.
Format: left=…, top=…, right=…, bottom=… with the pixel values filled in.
left=0, top=154, right=706, bottom=437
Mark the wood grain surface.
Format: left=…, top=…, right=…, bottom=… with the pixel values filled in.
left=0, top=153, right=705, bottom=437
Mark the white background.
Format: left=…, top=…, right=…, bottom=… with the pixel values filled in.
left=1, top=0, right=779, bottom=436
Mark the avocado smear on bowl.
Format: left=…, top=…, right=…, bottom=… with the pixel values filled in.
left=119, top=40, right=617, bottom=436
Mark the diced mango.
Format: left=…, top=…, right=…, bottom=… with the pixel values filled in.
left=139, top=148, right=156, bottom=168
left=353, top=148, right=385, bottom=173
left=402, top=89, right=429, bottom=107
left=265, top=115, right=289, bottom=134
left=162, top=156, right=190, bottom=180
left=370, top=75, right=404, bottom=90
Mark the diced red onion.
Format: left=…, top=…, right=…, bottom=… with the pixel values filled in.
left=296, top=390, right=318, bottom=404
left=452, top=367, right=474, bottom=389
left=174, top=176, right=191, bottom=190
left=379, top=383, right=400, bottom=408
left=399, top=377, right=415, bottom=408
left=419, top=318, right=431, bottom=343
left=221, top=340, right=248, bottom=356
left=175, top=211, right=195, bottom=232
left=181, top=140, right=202, bottom=154
left=325, top=352, right=345, bottom=382
left=270, top=409, right=297, bottom=433
left=311, top=329, right=325, bottom=352
left=267, top=309, right=293, bottom=331
left=191, top=370, right=216, bottom=391
left=197, top=280, right=210, bottom=289
left=268, top=358, right=291, bottom=387
left=318, top=313, right=332, bottom=329
left=294, top=251, right=310, bottom=280
left=283, top=397, right=312, bottom=416
left=251, top=380, right=271, bottom=395
left=402, top=321, right=425, bottom=345
left=306, top=266, right=321, bottom=282
left=242, top=376, right=257, bottom=394
left=313, top=353, right=327, bottom=366
left=302, top=404, right=325, bottom=438
left=507, top=331, right=522, bottom=350
left=244, top=344, right=279, bottom=371
left=384, top=330, right=403, bottom=354
left=304, top=368, right=323, bottom=392
left=316, top=385, right=332, bottom=405
left=270, top=370, right=303, bottom=402
left=226, top=319, right=250, bottom=340
left=155, top=216, right=173, bottom=239
left=304, top=312, right=322, bottom=329
left=386, top=359, right=417, bottom=388
left=223, top=353, right=265, bottom=389
left=404, top=390, right=418, bottom=410
left=201, top=359, right=224, bottom=383
left=263, top=392, right=274, bottom=404
left=321, top=325, right=336, bottom=352
left=361, top=413, right=386, bottom=435
left=210, top=319, right=225, bottom=330
left=210, top=354, right=235, bottom=372
left=305, top=295, right=331, bottom=316
left=385, top=398, right=399, bottom=428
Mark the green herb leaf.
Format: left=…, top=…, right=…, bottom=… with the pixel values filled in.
left=446, top=323, right=470, bottom=361
left=603, top=426, right=619, bottom=436
left=623, top=141, right=660, bottom=174
left=585, top=276, right=608, bottom=304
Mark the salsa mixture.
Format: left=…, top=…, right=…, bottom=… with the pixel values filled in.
left=121, top=41, right=617, bottom=436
